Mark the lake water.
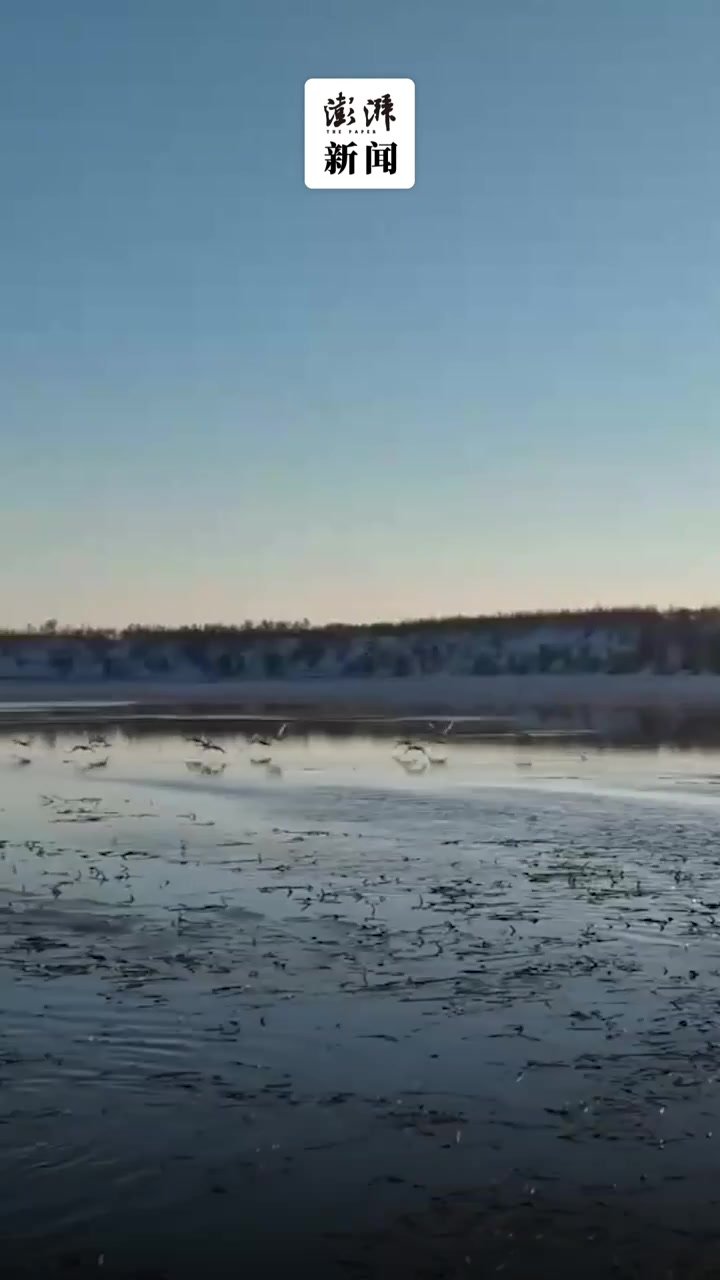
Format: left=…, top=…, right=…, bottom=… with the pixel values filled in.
left=2, top=721, right=720, bottom=1278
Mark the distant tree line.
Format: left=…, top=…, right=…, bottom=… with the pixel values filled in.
left=2, top=607, right=720, bottom=680
left=4, top=605, right=720, bottom=641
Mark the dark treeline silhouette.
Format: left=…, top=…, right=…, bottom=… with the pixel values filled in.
left=3, top=606, right=720, bottom=642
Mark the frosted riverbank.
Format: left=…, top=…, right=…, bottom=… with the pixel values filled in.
left=2, top=672, right=720, bottom=716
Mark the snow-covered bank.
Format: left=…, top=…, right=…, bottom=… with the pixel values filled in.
left=3, top=674, right=720, bottom=716
left=4, top=612, right=720, bottom=724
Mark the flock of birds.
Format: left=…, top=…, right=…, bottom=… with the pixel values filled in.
left=10, top=733, right=110, bottom=770
left=183, top=719, right=462, bottom=780
left=6, top=720, right=455, bottom=780
left=6, top=718, right=588, bottom=780
left=184, top=723, right=288, bottom=778
left=7, top=727, right=292, bottom=776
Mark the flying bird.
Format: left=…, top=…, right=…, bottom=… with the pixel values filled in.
left=185, top=734, right=225, bottom=752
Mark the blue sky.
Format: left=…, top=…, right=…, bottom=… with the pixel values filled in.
left=2, top=0, right=719, bottom=626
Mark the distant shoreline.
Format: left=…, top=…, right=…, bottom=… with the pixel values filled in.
left=2, top=674, right=720, bottom=718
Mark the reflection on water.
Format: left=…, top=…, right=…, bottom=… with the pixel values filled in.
left=8, top=695, right=720, bottom=746
left=2, top=721, right=720, bottom=1277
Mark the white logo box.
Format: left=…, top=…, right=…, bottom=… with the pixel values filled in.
left=304, top=78, right=415, bottom=190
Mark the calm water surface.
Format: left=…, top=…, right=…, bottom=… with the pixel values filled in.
left=2, top=723, right=720, bottom=1277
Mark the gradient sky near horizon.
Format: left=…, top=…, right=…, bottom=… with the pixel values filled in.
left=2, top=0, right=719, bottom=627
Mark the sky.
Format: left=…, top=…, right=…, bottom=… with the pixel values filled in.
left=1, top=0, right=719, bottom=627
